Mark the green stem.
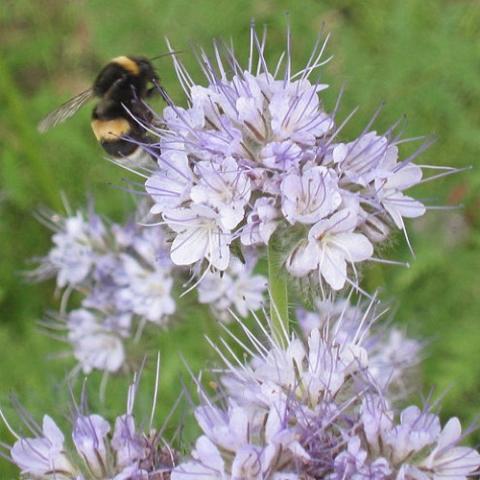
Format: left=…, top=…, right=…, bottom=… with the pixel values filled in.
left=267, top=234, right=289, bottom=346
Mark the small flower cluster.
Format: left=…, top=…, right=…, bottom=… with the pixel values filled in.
left=172, top=299, right=480, bottom=479
left=33, top=203, right=177, bottom=374
left=141, top=24, right=449, bottom=292
left=197, top=253, right=267, bottom=322
left=1, top=366, right=176, bottom=479
left=34, top=202, right=268, bottom=373
left=297, top=297, right=422, bottom=394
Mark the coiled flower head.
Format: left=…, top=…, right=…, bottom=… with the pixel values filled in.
left=171, top=299, right=480, bottom=479
left=138, top=23, right=455, bottom=293
left=0, top=360, right=177, bottom=479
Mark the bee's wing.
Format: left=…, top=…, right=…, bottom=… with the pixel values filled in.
left=37, top=88, right=94, bottom=133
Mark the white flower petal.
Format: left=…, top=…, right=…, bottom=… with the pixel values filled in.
left=331, top=232, right=374, bottom=263
left=319, top=248, right=347, bottom=290
left=170, top=228, right=208, bottom=266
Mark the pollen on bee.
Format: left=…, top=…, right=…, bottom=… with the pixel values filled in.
left=111, top=56, right=141, bottom=76
left=90, top=118, right=131, bottom=141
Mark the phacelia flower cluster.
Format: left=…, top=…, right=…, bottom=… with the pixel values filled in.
left=140, top=25, right=451, bottom=292
left=33, top=201, right=267, bottom=374
left=2, top=17, right=473, bottom=480
left=1, top=364, right=176, bottom=480
left=33, top=203, right=177, bottom=374
left=172, top=299, right=480, bottom=479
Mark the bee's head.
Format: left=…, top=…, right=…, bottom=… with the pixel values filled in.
left=136, top=57, right=159, bottom=82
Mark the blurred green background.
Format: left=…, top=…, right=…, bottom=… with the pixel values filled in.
left=0, top=0, right=479, bottom=475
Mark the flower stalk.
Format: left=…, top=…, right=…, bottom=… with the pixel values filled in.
left=267, top=233, right=289, bottom=345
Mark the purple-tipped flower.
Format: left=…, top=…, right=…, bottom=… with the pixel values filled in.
left=172, top=401, right=309, bottom=480
left=10, top=415, right=76, bottom=479
left=1, top=360, right=177, bottom=479
left=33, top=202, right=178, bottom=374
left=67, top=308, right=127, bottom=374
left=136, top=23, right=451, bottom=293
left=197, top=253, right=267, bottom=321
left=35, top=203, right=176, bottom=326
left=35, top=200, right=269, bottom=373
left=297, top=296, right=422, bottom=393
left=172, top=302, right=480, bottom=479
left=41, top=210, right=106, bottom=289
left=72, top=414, right=110, bottom=477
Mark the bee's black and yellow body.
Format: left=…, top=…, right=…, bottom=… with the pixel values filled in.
left=38, top=55, right=161, bottom=160
left=90, top=56, right=158, bottom=159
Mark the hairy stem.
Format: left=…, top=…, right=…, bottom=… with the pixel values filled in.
left=267, top=233, right=289, bottom=346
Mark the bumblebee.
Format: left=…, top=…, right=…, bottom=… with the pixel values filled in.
left=38, top=55, right=167, bottom=159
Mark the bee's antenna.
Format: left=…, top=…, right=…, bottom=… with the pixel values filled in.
left=150, top=50, right=183, bottom=61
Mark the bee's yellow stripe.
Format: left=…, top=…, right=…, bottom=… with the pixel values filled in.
left=91, top=118, right=131, bottom=141
left=111, top=56, right=140, bottom=76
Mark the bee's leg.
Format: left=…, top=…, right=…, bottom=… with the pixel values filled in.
left=146, top=85, right=167, bottom=99
left=150, top=80, right=169, bottom=103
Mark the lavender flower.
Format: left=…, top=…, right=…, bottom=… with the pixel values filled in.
left=172, top=401, right=309, bottom=480
left=35, top=201, right=269, bottom=374
left=37, top=210, right=107, bottom=289
left=113, top=226, right=176, bottom=324
left=342, top=396, right=480, bottom=480
left=72, top=414, right=110, bottom=477
left=1, top=361, right=177, bottom=479
left=136, top=23, right=454, bottom=293
left=297, top=296, right=422, bottom=393
left=37, top=203, right=176, bottom=321
left=9, top=415, right=75, bottom=479
left=287, top=208, right=373, bottom=289
left=67, top=308, right=127, bottom=374
left=172, top=305, right=480, bottom=479
left=197, top=253, right=267, bottom=322
left=34, top=203, right=177, bottom=374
